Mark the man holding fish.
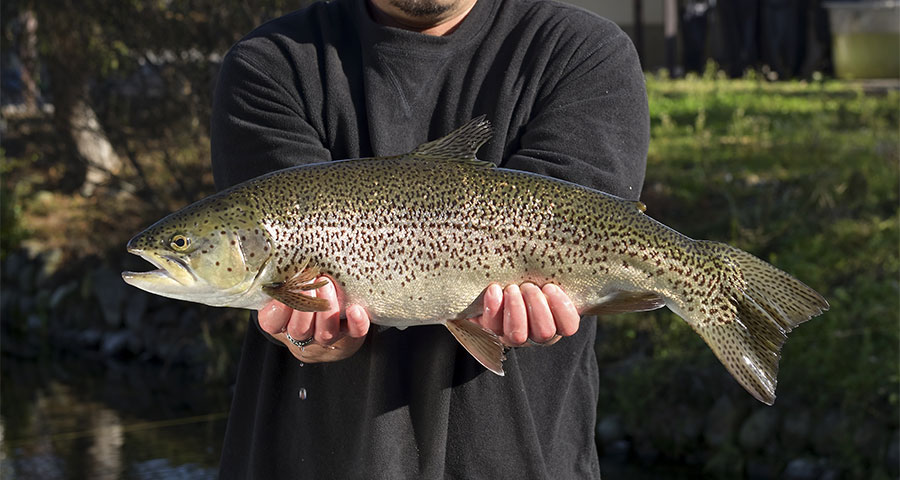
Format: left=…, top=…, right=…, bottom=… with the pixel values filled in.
left=210, top=0, right=648, bottom=476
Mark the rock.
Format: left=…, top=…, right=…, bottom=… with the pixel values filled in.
left=811, top=412, right=844, bottom=457
left=124, top=291, right=150, bottom=330
left=601, top=440, right=630, bottom=464
left=179, top=307, right=199, bottom=327
left=780, top=410, right=811, bottom=452
left=18, top=296, right=35, bottom=317
left=739, top=408, right=779, bottom=451
left=173, top=343, right=205, bottom=367
left=0, top=286, right=15, bottom=315
left=633, top=437, right=659, bottom=465
left=704, top=395, right=744, bottom=447
left=26, top=313, right=44, bottom=331
left=49, top=282, right=78, bottom=310
left=818, top=466, right=842, bottom=480
left=745, top=456, right=778, bottom=480
left=3, top=251, right=26, bottom=283
left=92, top=267, right=128, bottom=327
left=153, top=304, right=183, bottom=326
left=102, top=331, right=129, bottom=357
left=596, top=415, right=624, bottom=446
left=782, top=457, right=822, bottom=480
left=101, top=331, right=140, bottom=359
left=18, top=262, right=36, bottom=292
left=78, top=329, right=103, bottom=350
left=675, top=405, right=705, bottom=445
left=853, top=419, right=885, bottom=460
left=887, top=431, right=899, bottom=477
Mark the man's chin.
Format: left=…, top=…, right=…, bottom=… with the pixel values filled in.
left=389, top=0, right=454, bottom=19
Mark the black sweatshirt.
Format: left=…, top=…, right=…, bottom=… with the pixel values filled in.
left=211, top=0, right=648, bottom=477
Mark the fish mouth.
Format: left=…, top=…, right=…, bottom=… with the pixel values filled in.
left=122, top=247, right=197, bottom=293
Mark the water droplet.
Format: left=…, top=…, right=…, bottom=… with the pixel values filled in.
left=298, top=388, right=308, bottom=400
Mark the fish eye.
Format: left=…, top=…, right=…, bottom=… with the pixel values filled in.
left=170, top=234, right=191, bottom=251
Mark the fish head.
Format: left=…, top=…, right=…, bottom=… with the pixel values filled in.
left=122, top=196, right=272, bottom=306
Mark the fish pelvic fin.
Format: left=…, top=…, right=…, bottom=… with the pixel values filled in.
left=679, top=241, right=829, bottom=405
left=411, top=116, right=494, bottom=167
left=445, top=319, right=506, bottom=376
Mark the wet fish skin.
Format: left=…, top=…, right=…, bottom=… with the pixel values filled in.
left=122, top=117, right=828, bottom=405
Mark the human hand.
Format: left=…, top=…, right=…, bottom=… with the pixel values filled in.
left=258, top=276, right=371, bottom=363
left=469, top=283, right=580, bottom=347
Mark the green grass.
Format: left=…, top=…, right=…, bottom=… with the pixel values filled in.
left=597, top=71, right=899, bottom=474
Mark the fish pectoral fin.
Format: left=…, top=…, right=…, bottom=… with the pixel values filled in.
left=262, top=270, right=331, bottom=312
left=582, top=291, right=666, bottom=315
left=445, top=319, right=506, bottom=376
left=263, top=282, right=331, bottom=312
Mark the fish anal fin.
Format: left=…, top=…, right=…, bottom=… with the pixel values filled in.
left=411, top=116, right=494, bottom=167
left=445, top=319, right=506, bottom=376
left=582, top=291, right=666, bottom=315
left=262, top=268, right=331, bottom=312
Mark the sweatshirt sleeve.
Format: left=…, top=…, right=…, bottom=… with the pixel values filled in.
left=210, top=40, right=332, bottom=346
left=210, top=41, right=331, bottom=191
left=503, top=22, right=649, bottom=200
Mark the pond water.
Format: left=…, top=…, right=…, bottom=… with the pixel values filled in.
left=0, top=356, right=229, bottom=479
left=1, top=355, right=699, bottom=479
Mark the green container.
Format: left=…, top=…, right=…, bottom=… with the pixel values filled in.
left=824, top=1, right=900, bottom=79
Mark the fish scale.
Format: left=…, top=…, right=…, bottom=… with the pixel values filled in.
left=122, top=116, right=828, bottom=405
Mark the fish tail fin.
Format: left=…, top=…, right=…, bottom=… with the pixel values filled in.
left=677, top=241, right=829, bottom=405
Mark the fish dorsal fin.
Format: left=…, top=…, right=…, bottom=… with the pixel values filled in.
left=411, top=116, right=494, bottom=167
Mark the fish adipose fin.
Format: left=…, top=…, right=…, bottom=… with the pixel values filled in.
left=445, top=319, right=507, bottom=376
left=411, top=116, right=494, bottom=167
left=262, top=267, right=331, bottom=312
left=680, top=241, right=829, bottom=405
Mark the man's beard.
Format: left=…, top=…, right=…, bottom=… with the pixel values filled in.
left=388, top=0, right=454, bottom=18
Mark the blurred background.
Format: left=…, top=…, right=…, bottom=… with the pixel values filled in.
left=1, top=0, right=897, bottom=479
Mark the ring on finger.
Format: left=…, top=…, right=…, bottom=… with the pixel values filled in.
left=526, top=334, right=561, bottom=347
left=285, top=331, right=314, bottom=348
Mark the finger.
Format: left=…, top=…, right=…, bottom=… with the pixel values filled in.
left=502, top=284, right=528, bottom=345
left=543, top=284, right=580, bottom=337
left=480, top=283, right=504, bottom=335
left=258, top=300, right=292, bottom=335
left=521, top=283, right=556, bottom=343
left=313, top=278, right=341, bottom=344
left=286, top=306, right=315, bottom=341
left=346, top=305, right=371, bottom=338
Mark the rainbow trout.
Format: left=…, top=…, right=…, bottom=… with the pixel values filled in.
left=122, top=117, right=828, bottom=404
